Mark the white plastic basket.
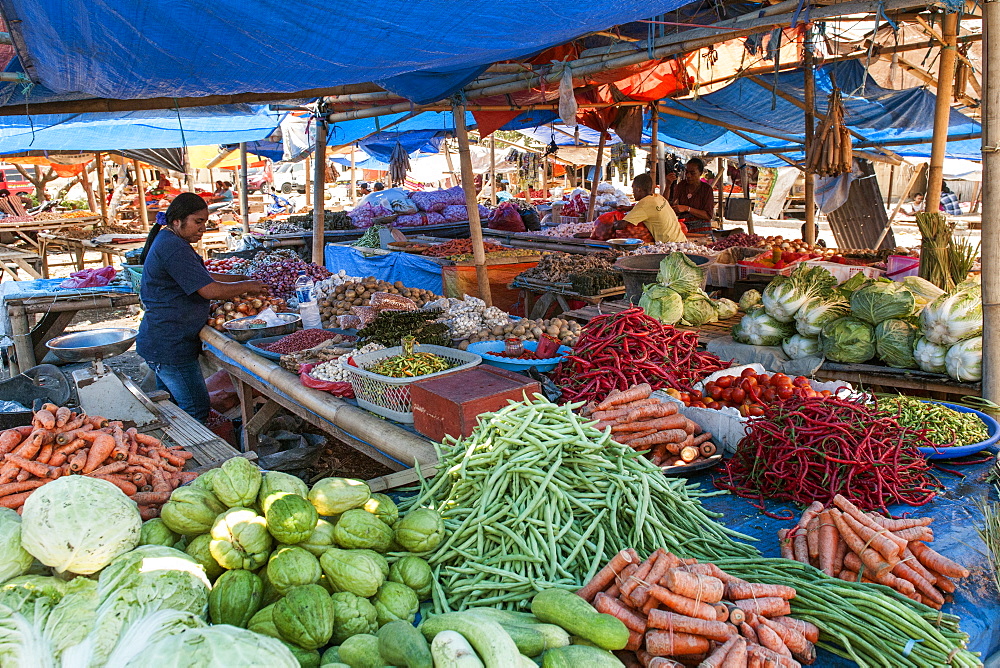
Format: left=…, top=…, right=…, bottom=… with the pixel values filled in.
left=344, top=344, right=482, bottom=422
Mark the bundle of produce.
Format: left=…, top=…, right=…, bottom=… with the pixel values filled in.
left=453, top=316, right=581, bottom=350
left=554, top=308, right=730, bottom=404
left=717, top=394, right=941, bottom=512
left=206, top=293, right=288, bottom=330
left=517, top=251, right=622, bottom=284
left=709, top=233, right=766, bottom=251
left=288, top=209, right=354, bottom=231
left=807, top=87, right=852, bottom=176
left=916, top=212, right=959, bottom=290
left=640, top=253, right=737, bottom=325
left=579, top=549, right=817, bottom=667
left=534, top=221, right=594, bottom=237
left=715, top=557, right=978, bottom=667
left=264, top=329, right=354, bottom=354
left=425, top=295, right=515, bottom=340
left=0, top=405, right=196, bottom=518
left=314, top=277, right=441, bottom=326
left=356, top=309, right=450, bottom=347
left=874, top=393, right=988, bottom=448
left=421, top=238, right=508, bottom=257
left=404, top=395, right=756, bottom=613
left=307, top=343, right=385, bottom=381
left=917, top=280, right=983, bottom=380
left=632, top=241, right=719, bottom=256
left=760, top=264, right=837, bottom=323
left=351, top=224, right=387, bottom=248
left=580, top=384, right=715, bottom=467
left=779, top=496, right=968, bottom=610
left=570, top=267, right=624, bottom=296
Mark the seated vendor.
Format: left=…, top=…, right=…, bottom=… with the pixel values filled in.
left=666, top=158, right=715, bottom=234
left=611, top=173, right=685, bottom=243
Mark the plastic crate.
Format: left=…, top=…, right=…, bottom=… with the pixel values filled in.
left=123, top=265, right=143, bottom=293
left=736, top=261, right=801, bottom=281
left=345, top=344, right=482, bottom=422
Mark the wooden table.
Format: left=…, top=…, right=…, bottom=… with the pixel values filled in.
left=5, top=291, right=141, bottom=375
left=511, top=277, right=626, bottom=319
left=0, top=216, right=101, bottom=250
left=0, top=244, right=42, bottom=281
left=38, top=230, right=230, bottom=277
left=200, top=326, right=437, bottom=492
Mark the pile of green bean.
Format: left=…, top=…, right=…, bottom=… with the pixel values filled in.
left=400, top=395, right=757, bottom=612
left=876, top=393, right=989, bottom=448
left=715, top=558, right=978, bottom=667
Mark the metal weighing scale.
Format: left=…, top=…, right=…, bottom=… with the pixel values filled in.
left=46, top=328, right=164, bottom=429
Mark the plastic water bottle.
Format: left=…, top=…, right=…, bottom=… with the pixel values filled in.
left=295, top=271, right=323, bottom=329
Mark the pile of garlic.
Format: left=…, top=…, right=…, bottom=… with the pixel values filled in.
left=425, top=296, right=515, bottom=340
left=309, top=342, right=385, bottom=382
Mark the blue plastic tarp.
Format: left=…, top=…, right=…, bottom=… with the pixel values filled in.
left=518, top=123, right=622, bottom=146
left=651, top=61, right=982, bottom=167
left=0, top=105, right=282, bottom=153
left=325, top=244, right=443, bottom=294
left=0, top=0, right=689, bottom=106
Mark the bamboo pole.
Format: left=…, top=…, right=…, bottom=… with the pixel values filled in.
left=239, top=142, right=250, bottom=233
left=95, top=153, right=108, bottom=223
left=706, top=132, right=981, bottom=158
left=587, top=133, right=607, bottom=223
left=716, top=157, right=725, bottom=224
left=803, top=44, right=817, bottom=246
left=80, top=159, right=97, bottom=213
left=304, top=154, right=312, bottom=201
left=925, top=11, right=960, bottom=213
left=132, top=159, right=150, bottom=232
left=741, top=166, right=755, bottom=235
left=312, top=121, right=327, bottom=265
left=651, top=109, right=660, bottom=193
left=452, top=105, right=492, bottom=306
left=442, top=140, right=457, bottom=188
left=886, top=165, right=896, bottom=208
left=349, top=146, right=357, bottom=205
left=984, top=0, right=1000, bottom=406
left=489, top=138, right=497, bottom=206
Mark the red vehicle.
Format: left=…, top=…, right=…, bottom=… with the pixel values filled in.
left=0, top=166, right=34, bottom=196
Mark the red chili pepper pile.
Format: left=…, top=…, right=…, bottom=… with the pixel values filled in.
left=552, top=307, right=729, bottom=403
left=716, top=394, right=941, bottom=514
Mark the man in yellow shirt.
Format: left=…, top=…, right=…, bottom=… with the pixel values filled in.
left=616, top=173, right=686, bottom=243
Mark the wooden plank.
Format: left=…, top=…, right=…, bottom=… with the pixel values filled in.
left=244, top=398, right=284, bottom=435
left=31, top=310, right=75, bottom=362
left=367, top=465, right=438, bottom=493
left=152, top=398, right=249, bottom=468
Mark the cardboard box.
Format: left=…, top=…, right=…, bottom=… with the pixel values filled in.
left=410, top=366, right=541, bottom=441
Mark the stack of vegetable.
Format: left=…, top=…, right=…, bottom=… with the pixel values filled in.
left=356, top=309, right=451, bottom=347
left=578, top=548, right=818, bottom=667
left=307, top=343, right=385, bottom=382
left=638, top=253, right=738, bottom=326
left=875, top=393, right=988, bottom=448
left=680, top=368, right=836, bottom=416
left=405, top=395, right=755, bottom=613
left=0, top=405, right=196, bottom=518
left=516, top=252, right=623, bottom=290
left=453, top=316, right=581, bottom=350
left=709, top=233, right=766, bottom=251
left=732, top=264, right=837, bottom=348
left=264, top=330, right=355, bottom=355
left=241, top=250, right=331, bottom=300
left=424, top=295, right=516, bottom=341
left=554, top=308, right=730, bottom=404
left=314, top=277, right=441, bottom=328
left=580, top=384, right=716, bottom=467
left=717, top=394, right=941, bottom=512
left=780, top=496, right=969, bottom=610
left=916, top=279, right=983, bottom=381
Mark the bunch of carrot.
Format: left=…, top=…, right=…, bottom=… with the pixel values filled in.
left=0, top=404, right=197, bottom=519
left=578, top=548, right=817, bottom=668
left=779, top=495, right=969, bottom=610
left=581, top=384, right=715, bottom=468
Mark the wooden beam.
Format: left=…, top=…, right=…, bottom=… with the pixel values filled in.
left=452, top=105, right=492, bottom=306
left=982, top=0, right=1000, bottom=405
left=704, top=132, right=981, bottom=157
left=587, top=133, right=607, bottom=222
left=925, top=12, right=959, bottom=213
left=312, top=121, right=327, bottom=265
left=888, top=55, right=979, bottom=107
left=132, top=159, right=150, bottom=231
left=80, top=159, right=97, bottom=213
left=239, top=143, right=250, bottom=233
left=803, top=42, right=816, bottom=246
left=95, top=154, right=108, bottom=223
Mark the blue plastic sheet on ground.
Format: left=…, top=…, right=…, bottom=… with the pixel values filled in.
left=693, top=459, right=1000, bottom=665
left=324, top=244, right=444, bottom=294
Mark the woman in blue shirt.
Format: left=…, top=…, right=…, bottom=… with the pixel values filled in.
left=136, top=193, right=264, bottom=422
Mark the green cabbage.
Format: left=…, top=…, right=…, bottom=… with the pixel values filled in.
left=0, top=509, right=33, bottom=585
left=713, top=298, right=739, bottom=321
left=393, top=508, right=444, bottom=553
left=837, top=272, right=870, bottom=298
left=388, top=556, right=433, bottom=600
left=945, top=336, right=982, bottom=381
left=738, top=290, right=761, bottom=312
left=681, top=290, right=719, bottom=326
left=656, top=252, right=704, bottom=298
left=794, top=295, right=850, bottom=337
left=919, top=284, right=983, bottom=345
left=638, top=284, right=683, bottom=324
left=97, top=545, right=210, bottom=615
left=913, top=336, right=949, bottom=374
left=850, top=280, right=915, bottom=324
left=781, top=335, right=820, bottom=360
left=901, top=276, right=945, bottom=312
left=40, top=578, right=98, bottom=656
left=732, top=306, right=795, bottom=347
left=0, top=576, right=66, bottom=614
left=122, top=623, right=298, bottom=668
left=762, top=265, right=837, bottom=323
left=819, top=317, right=876, bottom=363
left=372, top=581, right=419, bottom=626
left=20, top=476, right=141, bottom=575
left=329, top=592, right=378, bottom=644
left=874, top=319, right=918, bottom=369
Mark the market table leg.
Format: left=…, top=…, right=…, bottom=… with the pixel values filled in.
left=529, top=292, right=556, bottom=320
left=242, top=398, right=283, bottom=448
left=31, top=310, right=76, bottom=363
left=11, top=258, right=42, bottom=279
left=230, top=375, right=259, bottom=452
left=8, top=306, right=33, bottom=374
left=74, top=248, right=85, bottom=271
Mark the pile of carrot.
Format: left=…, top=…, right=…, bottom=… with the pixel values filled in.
left=779, top=495, right=968, bottom=610
left=581, top=384, right=715, bottom=468
left=578, top=548, right=817, bottom=668
left=0, top=404, right=198, bottom=519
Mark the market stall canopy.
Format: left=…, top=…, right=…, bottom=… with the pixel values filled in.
left=0, top=0, right=692, bottom=108
left=649, top=60, right=982, bottom=167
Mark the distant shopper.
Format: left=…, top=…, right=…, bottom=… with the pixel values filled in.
left=666, top=157, right=715, bottom=234
left=208, top=182, right=234, bottom=212
left=373, top=182, right=385, bottom=192
left=614, top=173, right=685, bottom=243
left=357, top=182, right=372, bottom=196
left=156, top=172, right=171, bottom=190
left=939, top=184, right=962, bottom=216
left=900, top=192, right=925, bottom=217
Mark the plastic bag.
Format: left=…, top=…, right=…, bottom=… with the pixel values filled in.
left=590, top=210, right=624, bottom=241
left=60, top=266, right=116, bottom=289
left=370, top=292, right=417, bottom=312
left=348, top=203, right=393, bottom=229
left=411, top=187, right=463, bottom=212
left=298, top=363, right=355, bottom=397
left=395, top=212, right=446, bottom=227
left=488, top=201, right=527, bottom=232
left=558, top=65, right=578, bottom=126
left=351, top=306, right=378, bottom=326
left=337, top=314, right=362, bottom=329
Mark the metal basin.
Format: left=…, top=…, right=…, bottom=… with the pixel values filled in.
left=46, top=328, right=138, bottom=363
left=223, top=312, right=301, bottom=343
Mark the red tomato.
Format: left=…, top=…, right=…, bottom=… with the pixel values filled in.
left=691, top=401, right=706, bottom=408
left=716, top=375, right=733, bottom=389
left=793, top=376, right=810, bottom=387
left=777, top=386, right=794, bottom=400
left=704, top=382, right=717, bottom=395
left=709, top=385, right=724, bottom=400
left=706, top=401, right=721, bottom=410
left=749, top=404, right=765, bottom=417
left=741, top=376, right=758, bottom=390
left=770, top=373, right=791, bottom=387
left=741, top=367, right=757, bottom=378
left=762, top=387, right=777, bottom=403
left=720, top=387, right=734, bottom=403
left=679, top=393, right=691, bottom=404
left=730, top=387, right=746, bottom=404
left=820, top=390, right=832, bottom=397
left=757, top=374, right=770, bottom=386
left=690, top=390, right=703, bottom=400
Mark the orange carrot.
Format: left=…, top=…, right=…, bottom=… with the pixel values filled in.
left=578, top=549, right=637, bottom=602
left=624, top=404, right=677, bottom=423
left=89, top=474, right=138, bottom=496
left=613, top=414, right=688, bottom=433
left=618, top=428, right=660, bottom=444
left=36, top=444, right=53, bottom=465
left=842, top=552, right=915, bottom=596
left=817, top=510, right=838, bottom=577
left=645, top=630, right=711, bottom=657
left=720, top=636, right=748, bottom=668
left=637, top=651, right=683, bottom=668
left=867, top=513, right=933, bottom=531
left=805, top=516, right=820, bottom=564
left=59, top=415, right=85, bottom=432
left=692, top=432, right=713, bottom=446
left=724, top=582, right=795, bottom=601
left=621, top=553, right=658, bottom=600
left=54, top=406, right=72, bottom=428
left=908, top=541, right=969, bottom=578
left=0, top=491, right=32, bottom=508
left=932, top=572, right=956, bottom=594
left=629, top=429, right=690, bottom=449
left=83, top=434, right=116, bottom=474
left=646, top=609, right=733, bottom=642
left=647, top=585, right=718, bottom=620
left=633, top=549, right=675, bottom=607
left=594, top=592, right=647, bottom=633
left=740, top=622, right=758, bottom=645
left=597, top=384, right=652, bottom=410
left=839, top=511, right=904, bottom=564
left=892, top=526, right=934, bottom=543
left=759, top=618, right=815, bottom=665
left=832, top=533, right=849, bottom=576
left=0, top=480, right=46, bottom=496
left=892, top=560, right=945, bottom=606
left=746, top=642, right=800, bottom=668
left=88, top=460, right=129, bottom=477
left=138, top=505, right=161, bottom=521
left=663, top=569, right=724, bottom=604
left=0, top=429, right=23, bottom=455
left=699, top=635, right=741, bottom=668
left=87, top=416, right=109, bottom=429
left=54, top=438, right=88, bottom=457
left=833, top=495, right=906, bottom=554
left=794, top=502, right=823, bottom=564
left=777, top=529, right=794, bottom=560
left=5, top=454, right=60, bottom=479
left=770, top=618, right=819, bottom=645
left=129, top=491, right=172, bottom=505
left=733, top=597, right=791, bottom=618
left=69, top=450, right=89, bottom=473
left=55, top=424, right=94, bottom=446
left=32, top=409, right=56, bottom=430
left=829, top=509, right=894, bottom=577
left=754, top=621, right=792, bottom=658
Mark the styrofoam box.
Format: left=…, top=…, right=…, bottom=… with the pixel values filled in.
left=653, top=364, right=854, bottom=457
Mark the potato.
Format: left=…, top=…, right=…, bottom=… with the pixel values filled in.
left=546, top=326, right=561, bottom=337
left=512, top=326, right=525, bottom=336
left=458, top=341, right=469, bottom=350
left=491, top=326, right=505, bottom=336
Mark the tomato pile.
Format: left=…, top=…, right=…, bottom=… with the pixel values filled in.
left=672, top=368, right=833, bottom=416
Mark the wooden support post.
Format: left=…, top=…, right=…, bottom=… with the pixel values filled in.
left=132, top=159, right=150, bottom=231
left=587, top=132, right=607, bottom=223
left=716, top=157, right=725, bottom=224
left=95, top=154, right=108, bottom=223
left=312, top=121, right=327, bottom=265
left=239, top=142, right=250, bottom=233
left=304, top=154, right=312, bottom=201
left=982, top=0, right=1000, bottom=406
left=803, top=42, right=816, bottom=246
left=925, top=11, right=959, bottom=213
left=886, top=165, right=896, bottom=208
left=349, top=146, right=357, bottom=205
left=650, top=109, right=660, bottom=194
left=80, top=159, right=97, bottom=213
left=452, top=105, right=492, bottom=306
left=489, top=138, right=497, bottom=206
left=741, top=165, right=755, bottom=235
left=184, top=148, right=195, bottom=189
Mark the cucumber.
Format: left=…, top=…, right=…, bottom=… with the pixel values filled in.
left=459, top=608, right=542, bottom=626
left=462, top=611, right=545, bottom=657
left=337, top=634, right=384, bottom=668
left=377, top=621, right=432, bottom=668
left=530, top=624, right=570, bottom=651
left=530, top=589, right=629, bottom=651
left=463, top=609, right=568, bottom=652
left=430, top=630, right=485, bottom=668
left=420, top=613, right=521, bottom=668
left=541, top=645, right=625, bottom=668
